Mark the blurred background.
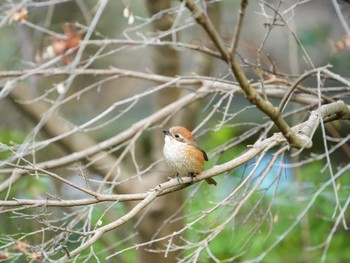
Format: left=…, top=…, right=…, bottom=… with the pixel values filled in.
left=0, top=0, right=349, bottom=262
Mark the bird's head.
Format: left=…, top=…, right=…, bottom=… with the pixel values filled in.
left=162, top=126, right=195, bottom=145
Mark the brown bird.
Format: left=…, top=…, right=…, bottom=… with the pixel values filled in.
left=162, top=126, right=217, bottom=186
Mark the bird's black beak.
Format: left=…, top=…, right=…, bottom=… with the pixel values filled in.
left=162, top=129, right=171, bottom=136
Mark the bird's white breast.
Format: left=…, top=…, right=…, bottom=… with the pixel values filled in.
left=163, top=136, right=192, bottom=176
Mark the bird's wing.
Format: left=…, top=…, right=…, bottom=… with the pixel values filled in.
left=201, top=149, right=209, bottom=161
left=192, top=141, right=209, bottom=161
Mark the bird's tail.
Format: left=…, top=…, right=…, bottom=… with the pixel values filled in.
left=205, top=177, right=217, bottom=186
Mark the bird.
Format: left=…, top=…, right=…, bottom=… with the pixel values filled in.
left=162, top=126, right=217, bottom=186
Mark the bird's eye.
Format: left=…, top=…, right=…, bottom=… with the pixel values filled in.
left=174, top=134, right=180, bottom=138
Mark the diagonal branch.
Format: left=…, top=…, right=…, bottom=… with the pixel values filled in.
left=182, top=0, right=306, bottom=148
left=43, top=101, right=350, bottom=260
left=0, top=83, right=212, bottom=194
left=1, top=101, right=348, bottom=208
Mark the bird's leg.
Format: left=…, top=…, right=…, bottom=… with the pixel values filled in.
left=189, top=172, right=196, bottom=184
left=176, top=173, right=183, bottom=184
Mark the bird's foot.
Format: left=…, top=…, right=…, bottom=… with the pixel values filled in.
left=176, top=174, right=183, bottom=184
left=189, top=172, right=196, bottom=184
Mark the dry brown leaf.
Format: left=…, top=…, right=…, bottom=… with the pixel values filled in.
left=37, top=23, right=83, bottom=63
left=12, top=241, right=28, bottom=253
left=0, top=252, right=9, bottom=259
left=333, top=35, right=350, bottom=52
left=9, top=8, right=28, bottom=23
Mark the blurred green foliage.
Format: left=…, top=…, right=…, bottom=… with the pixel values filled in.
left=0, top=129, right=25, bottom=160
left=0, top=120, right=348, bottom=262
left=183, top=157, right=350, bottom=262
left=0, top=28, right=17, bottom=68
left=0, top=1, right=349, bottom=260
left=298, top=25, right=330, bottom=47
